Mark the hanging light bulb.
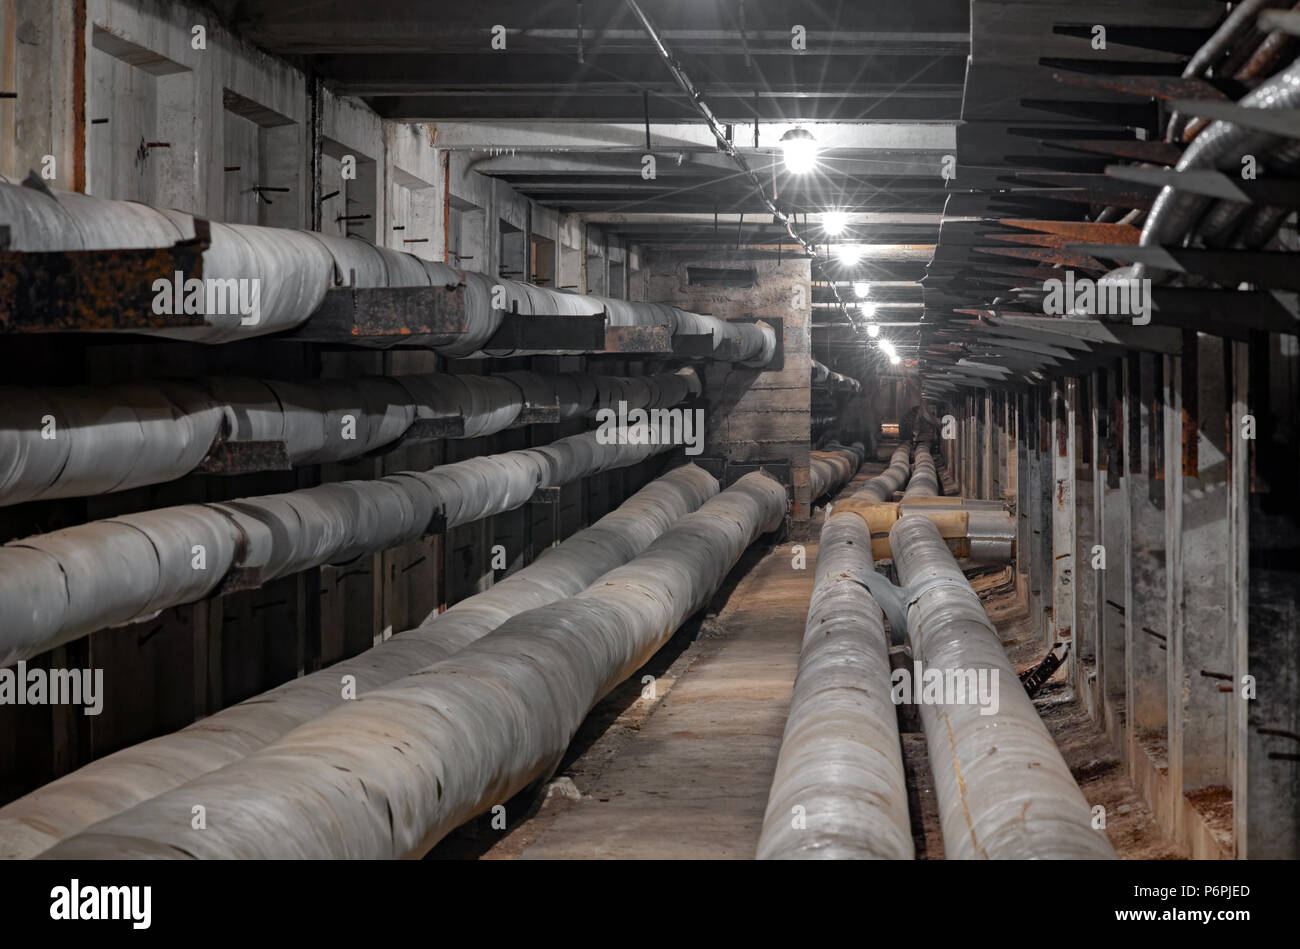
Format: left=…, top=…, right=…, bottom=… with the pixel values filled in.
left=867, top=322, right=881, bottom=338
left=780, top=127, right=818, bottom=174
left=836, top=244, right=862, bottom=266
left=860, top=302, right=877, bottom=319
left=889, top=354, right=902, bottom=365
left=821, top=211, right=847, bottom=236
left=853, top=280, right=871, bottom=299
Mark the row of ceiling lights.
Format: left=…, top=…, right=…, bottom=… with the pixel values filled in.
left=781, top=128, right=900, bottom=364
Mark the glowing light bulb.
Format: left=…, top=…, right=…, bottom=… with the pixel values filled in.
left=860, top=302, right=877, bottom=319
left=836, top=244, right=862, bottom=266
left=822, top=211, right=847, bottom=236
left=889, top=354, right=902, bottom=365
left=853, top=281, right=871, bottom=299
left=780, top=127, right=818, bottom=174
left=867, top=323, right=881, bottom=338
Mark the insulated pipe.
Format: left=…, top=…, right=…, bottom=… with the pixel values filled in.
left=902, top=444, right=939, bottom=499
left=0, top=179, right=331, bottom=343
left=41, top=472, right=788, bottom=858
left=0, top=368, right=701, bottom=506
left=811, top=359, right=861, bottom=392
left=0, top=180, right=775, bottom=364
left=809, top=442, right=864, bottom=501
left=0, top=464, right=718, bottom=859
left=1137, top=59, right=1300, bottom=282
left=889, top=517, right=1117, bottom=859
left=0, top=425, right=677, bottom=667
left=855, top=442, right=912, bottom=503
left=757, top=509, right=913, bottom=859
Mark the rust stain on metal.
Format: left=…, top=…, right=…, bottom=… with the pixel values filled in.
left=998, top=219, right=1142, bottom=245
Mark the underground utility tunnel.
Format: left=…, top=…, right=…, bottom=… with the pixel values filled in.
left=0, top=0, right=1296, bottom=901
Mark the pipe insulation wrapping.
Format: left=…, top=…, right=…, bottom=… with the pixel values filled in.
left=889, top=516, right=1117, bottom=859
left=0, top=464, right=718, bottom=859
left=0, top=367, right=701, bottom=506
left=757, top=511, right=913, bottom=859
left=902, top=444, right=939, bottom=499
left=40, top=472, right=788, bottom=858
left=811, top=359, right=861, bottom=392
left=0, top=180, right=331, bottom=343
left=0, top=425, right=677, bottom=667
left=0, top=180, right=775, bottom=364
left=1137, top=58, right=1300, bottom=282
left=809, top=442, right=864, bottom=501
left=855, top=442, right=913, bottom=503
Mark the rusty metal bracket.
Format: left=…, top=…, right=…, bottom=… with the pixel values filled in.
left=282, top=282, right=468, bottom=345
left=484, top=311, right=606, bottom=351
left=605, top=322, right=673, bottom=353
left=0, top=219, right=212, bottom=333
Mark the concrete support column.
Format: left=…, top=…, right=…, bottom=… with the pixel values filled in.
left=1074, top=376, right=1097, bottom=706
left=1097, top=365, right=1129, bottom=763
left=1052, top=380, right=1076, bottom=665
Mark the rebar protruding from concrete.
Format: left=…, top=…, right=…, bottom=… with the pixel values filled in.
left=889, top=516, right=1117, bottom=860
left=0, top=464, right=719, bottom=859
left=757, top=508, right=913, bottom=859
left=0, top=425, right=677, bottom=668
left=40, top=472, right=788, bottom=858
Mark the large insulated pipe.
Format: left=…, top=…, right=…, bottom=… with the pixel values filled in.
left=756, top=508, right=913, bottom=859
left=41, top=472, right=788, bottom=858
left=855, top=442, right=912, bottom=503
left=811, top=359, right=861, bottom=393
left=0, top=424, right=676, bottom=667
left=889, top=516, right=1116, bottom=859
left=902, top=443, right=939, bottom=499
left=0, top=464, right=718, bottom=859
left=0, top=180, right=776, bottom=363
left=0, top=367, right=701, bottom=506
left=808, top=442, right=864, bottom=501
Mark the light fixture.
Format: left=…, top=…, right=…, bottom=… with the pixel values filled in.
left=879, top=339, right=896, bottom=358
left=835, top=244, right=862, bottom=266
left=853, top=280, right=871, bottom=299
left=889, top=354, right=902, bottom=365
left=822, top=211, right=847, bottom=236
left=780, top=127, right=818, bottom=174
left=867, top=323, right=881, bottom=338
left=860, top=302, right=877, bottom=319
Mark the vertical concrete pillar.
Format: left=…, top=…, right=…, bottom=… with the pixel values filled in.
left=1097, top=364, right=1129, bottom=761
left=1052, top=380, right=1076, bottom=664
left=1074, top=375, right=1097, bottom=708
